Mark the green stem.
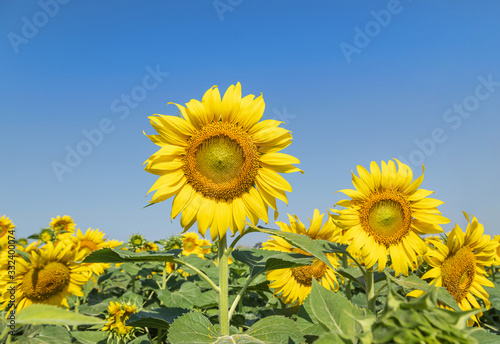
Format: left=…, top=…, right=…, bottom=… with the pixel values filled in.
left=157, top=329, right=163, bottom=344
left=161, top=264, right=169, bottom=290
left=341, top=255, right=352, bottom=301
left=218, top=235, right=230, bottom=336
left=366, top=267, right=376, bottom=313
left=172, top=258, right=220, bottom=293
left=228, top=273, right=261, bottom=321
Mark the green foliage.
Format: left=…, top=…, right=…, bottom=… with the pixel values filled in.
left=16, top=304, right=105, bottom=326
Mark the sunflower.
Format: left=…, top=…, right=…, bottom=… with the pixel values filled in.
left=181, top=232, right=203, bottom=257
left=142, top=242, right=159, bottom=251
left=102, top=300, right=139, bottom=341
left=128, top=233, right=147, bottom=250
left=40, top=228, right=56, bottom=243
left=331, top=159, right=449, bottom=276
left=408, top=213, right=499, bottom=324
left=144, top=83, right=303, bottom=240
left=49, top=215, right=76, bottom=235
left=263, top=209, right=342, bottom=305
left=493, top=235, right=500, bottom=265
left=0, top=215, right=15, bottom=239
left=0, top=241, right=92, bottom=312
left=67, top=228, right=122, bottom=275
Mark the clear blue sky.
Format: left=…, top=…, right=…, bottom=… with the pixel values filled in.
left=1, top=1, right=499, bottom=246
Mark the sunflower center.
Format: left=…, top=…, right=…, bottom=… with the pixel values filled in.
left=80, top=239, right=99, bottom=253
left=441, top=246, right=476, bottom=303
left=184, top=241, right=195, bottom=252
left=183, top=122, right=260, bottom=201
left=290, top=249, right=328, bottom=286
left=21, top=262, right=71, bottom=302
left=359, top=190, right=412, bottom=246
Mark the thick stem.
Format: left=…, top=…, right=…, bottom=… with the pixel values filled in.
left=341, top=254, right=352, bottom=301
left=366, top=268, right=376, bottom=313
left=218, top=235, right=230, bottom=336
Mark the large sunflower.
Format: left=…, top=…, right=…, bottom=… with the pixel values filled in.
left=263, top=210, right=342, bottom=305
left=408, top=213, right=499, bottom=324
left=144, top=83, right=302, bottom=240
left=0, top=241, right=92, bottom=312
left=331, top=159, right=449, bottom=276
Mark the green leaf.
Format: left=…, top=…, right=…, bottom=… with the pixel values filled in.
left=469, top=328, right=500, bottom=343
left=23, top=326, right=71, bottom=344
left=127, top=308, right=189, bottom=330
left=307, top=279, right=370, bottom=342
left=129, top=334, right=154, bottom=343
left=157, top=282, right=201, bottom=309
left=82, top=247, right=180, bottom=263
left=245, top=315, right=303, bottom=344
left=70, top=331, right=108, bottom=344
left=314, top=332, right=349, bottom=344
left=249, top=225, right=337, bottom=270
left=484, top=282, right=500, bottom=310
left=232, top=248, right=313, bottom=278
left=168, top=311, right=219, bottom=344
left=386, top=272, right=461, bottom=311
left=16, top=304, right=106, bottom=326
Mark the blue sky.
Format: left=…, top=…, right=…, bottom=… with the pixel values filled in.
left=1, top=0, right=499, bottom=246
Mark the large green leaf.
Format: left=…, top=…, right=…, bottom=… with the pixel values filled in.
left=157, top=282, right=201, bottom=309
left=483, top=281, right=500, bottom=310
left=16, top=304, right=106, bottom=326
left=127, top=308, right=189, bottom=330
left=244, top=315, right=303, bottom=343
left=82, top=248, right=180, bottom=263
left=22, top=326, right=72, bottom=344
left=232, top=248, right=312, bottom=278
left=469, top=328, right=500, bottom=343
left=167, top=311, right=219, bottom=344
left=386, top=272, right=461, bottom=311
left=307, top=279, right=370, bottom=342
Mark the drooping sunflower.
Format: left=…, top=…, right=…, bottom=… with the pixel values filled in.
left=263, top=209, right=342, bottom=305
left=102, top=300, right=139, bottom=341
left=181, top=232, right=203, bottom=257
left=0, top=241, right=92, bottom=312
left=0, top=215, right=15, bottom=238
left=144, top=83, right=303, bottom=240
left=49, top=215, right=76, bottom=235
left=331, top=159, right=449, bottom=276
left=408, top=213, right=499, bottom=324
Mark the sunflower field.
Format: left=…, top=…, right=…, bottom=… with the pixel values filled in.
left=2, top=83, right=500, bottom=344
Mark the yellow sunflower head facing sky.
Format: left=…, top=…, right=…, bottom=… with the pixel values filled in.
left=408, top=212, right=499, bottom=325
left=0, top=215, right=15, bottom=239
left=331, top=159, right=450, bottom=276
left=263, top=209, right=342, bottom=305
left=0, top=241, right=92, bottom=312
left=144, top=82, right=303, bottom=241
left=49, top=215, right=76, bottom=235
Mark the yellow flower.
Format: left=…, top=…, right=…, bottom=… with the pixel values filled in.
left=142, top=242, right=159, bottom=251
left=493, top=235, right=500, bottom=265
left=332, top=159, right=449, bottom=276
left=263, top=209, right=342, bottom=305
left=0, top=215, right=15, bottom=239
left=0, top=241, right=92, bottom=312
left=68, top=228, right=122, bottom=276
left=102, top=301, right=139, bottom=340
left=181, top=232, right=203, bottom=256
left=49, top=215, right=76, bottom=235
left=408, top=213, right=499, bottom=325
left=144, top=82, right=303, bottom=240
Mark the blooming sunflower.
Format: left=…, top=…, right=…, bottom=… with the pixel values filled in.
left=0, top=241, right=92, bottom=312
left=67, top=228, right=122, bottom=275
left=493, top=235, right=500, bottom=265
left=181, top=232, right=203, bottom=257
left=142, top=241, right=159, bottom=251
left=0, top=215, right=15, bottom=239
left=144, top=82, right=303, bottom=240
left=331, top=159, right=449, bottom=276
left=49, top=215, right=76, bottom=235
left=263, top=210, right=342, bottom=305
left=102, top=300, right=139, bottom=341
left=408, top=213, right=499, bottom=324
